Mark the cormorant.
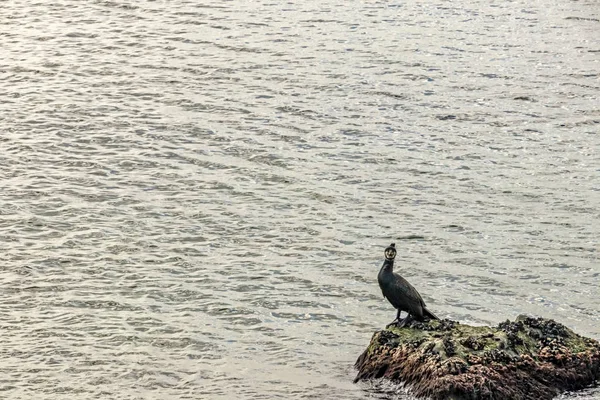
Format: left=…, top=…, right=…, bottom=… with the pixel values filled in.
left=377, top=243, right=439, bottom=327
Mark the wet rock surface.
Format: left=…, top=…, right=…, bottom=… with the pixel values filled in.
left=354, top=315, right=600, bottom=400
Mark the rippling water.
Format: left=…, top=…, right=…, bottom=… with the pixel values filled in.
left=1, top=0, right=599, bottom=399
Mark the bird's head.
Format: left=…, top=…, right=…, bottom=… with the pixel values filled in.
left=384, top=243, right=396, bottom=261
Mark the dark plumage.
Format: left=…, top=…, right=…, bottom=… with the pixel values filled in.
left=378, top=243, right=439, bottom=327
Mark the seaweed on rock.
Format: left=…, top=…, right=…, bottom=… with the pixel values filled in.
left=354, top=315, right=599, bottom=400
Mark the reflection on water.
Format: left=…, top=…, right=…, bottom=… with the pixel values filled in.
left=1, top=0, right=599, bottom=398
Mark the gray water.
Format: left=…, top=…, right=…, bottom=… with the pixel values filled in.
left=1, top=0, right=599, bottom=399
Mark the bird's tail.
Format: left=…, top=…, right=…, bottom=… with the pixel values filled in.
left=423, top=307, right=439, bottom=320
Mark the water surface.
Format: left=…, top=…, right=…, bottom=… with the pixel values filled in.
left=1, top=0, right=599, bottom=399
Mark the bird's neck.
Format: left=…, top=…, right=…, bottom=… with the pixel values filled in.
left=380, top=259, right=394, bottom=274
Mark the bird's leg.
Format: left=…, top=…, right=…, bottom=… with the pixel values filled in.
left=395, top=309, right=409, bottom=326
left=396, top=314, right=414, bottom=328
left=386, top=310, right=404, bottom=328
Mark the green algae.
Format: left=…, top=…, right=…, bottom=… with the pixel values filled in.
left=387, top=321, right=516, bottom=361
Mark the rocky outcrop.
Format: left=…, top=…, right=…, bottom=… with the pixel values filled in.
left=354, top=315, right=599, bottom=400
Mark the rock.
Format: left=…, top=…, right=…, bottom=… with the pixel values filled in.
left=354, top=315, right=600, bottom=400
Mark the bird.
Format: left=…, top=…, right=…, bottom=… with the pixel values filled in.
left=377, top=243, right=439, bottom=327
